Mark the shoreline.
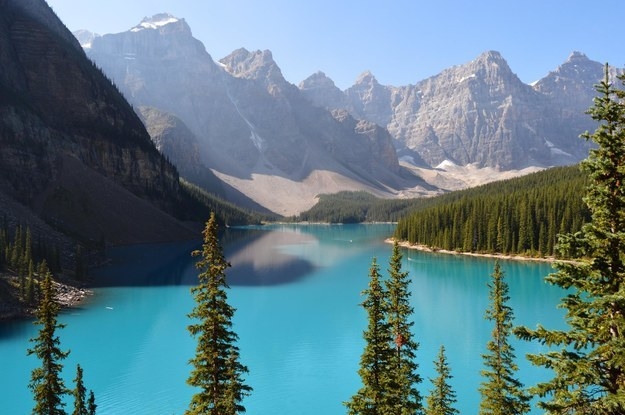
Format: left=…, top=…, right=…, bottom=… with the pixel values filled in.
left=0, top=273, right=93, bottom=321
left=387, top=238, right=567, bottom=264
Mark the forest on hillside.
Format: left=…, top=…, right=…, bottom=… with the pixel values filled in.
left=394, top=165, right=590, bottom=257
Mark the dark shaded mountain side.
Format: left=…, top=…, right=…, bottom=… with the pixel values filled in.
left=0, top=0, right=201, bottom=245
left=394, top=165, right=590, bottom=257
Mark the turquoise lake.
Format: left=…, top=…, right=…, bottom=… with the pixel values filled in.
left=0, top=224, right=566, bottom=414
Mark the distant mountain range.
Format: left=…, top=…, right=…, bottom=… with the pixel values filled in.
left=301, top=50, right=618, bottom=170
left=77, top=14, right=622, bottom=215
left=80, top=14, right=425, bottom=216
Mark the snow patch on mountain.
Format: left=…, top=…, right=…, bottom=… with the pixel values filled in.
left=545, top=139, right=572, bottom=157
left=131, top=14, right=179, bottom=32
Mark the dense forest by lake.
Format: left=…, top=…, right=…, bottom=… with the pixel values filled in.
left=394, top=165, right=589, bottom=257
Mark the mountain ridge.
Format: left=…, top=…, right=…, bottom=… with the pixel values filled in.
left=83, top=14, right=428, bottom=215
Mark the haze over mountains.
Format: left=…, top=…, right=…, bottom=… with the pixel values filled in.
left=81, top=14, right=427, bottom=215
left=75, top=13, right=620, bottom=215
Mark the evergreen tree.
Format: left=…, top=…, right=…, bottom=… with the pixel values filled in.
left=386, top=241, right=422, bottom=414
left=479, top=261, right=529, bottom=415
left=72, top=364, right=88, bottom=415
left=425, top=345, right=459, bottom=415
left=515, top=69, right=625, bottom=413
left=345, top=258, right=394, bottom=415
left=186, top=212, right=251, bottom=415
left=27, top=261, right=70, bottom=415
left=87, top=391, right=96, bottom=415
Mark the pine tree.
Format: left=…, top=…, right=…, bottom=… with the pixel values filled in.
left=515, top=68, right=625, bottom=413
left=186, top=212, right=251, bottom=415
left=479, top=261, right=529, bottom=415
left=87, top=391, right=96, bottom=415
left=386, top=240, right=422, bottom=414
left=345, top=257, right=394, bottom=415
left=27, top=261, right=70, bottom=415
left=425, top=345, right=458, bottom=415
left=72, top=364, right=88, bottom=415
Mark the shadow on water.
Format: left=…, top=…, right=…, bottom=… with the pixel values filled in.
left=90, top=226, right=317, bottom=288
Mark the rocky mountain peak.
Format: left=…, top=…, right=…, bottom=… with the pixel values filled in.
left=219, top=48, right=285, bottom=84
left=130, top=13, right=186, bottom=33
left=299, top=71, right=345, bottom=109
left=566, top=50, right=589, bottom=63
left=354, top=70, right=379, bottom=86
left=299, top=71, right=338, bottom=90
left=463, top=50, right=518, bottom=85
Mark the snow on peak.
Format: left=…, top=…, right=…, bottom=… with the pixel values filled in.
left=131, top=13, right=180, bottom=32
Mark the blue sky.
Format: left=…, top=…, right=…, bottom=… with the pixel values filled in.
left=46, top=0, right=621, bottom=90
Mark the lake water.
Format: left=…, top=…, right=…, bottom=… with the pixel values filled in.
left=0, top=224, right=566, bottom=414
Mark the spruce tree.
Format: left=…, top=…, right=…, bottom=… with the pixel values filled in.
left=186, top=212, right=251, bottom=415
left=425, top=345, right=458, bottom=415
left=515, top=68, right=625, bottom=413
left=386, top=240, right=422, bottom=414
left=27, top=261, right=70, bottom=415
left=72, top=364, right=87, bottom=415
left=345, top=257, right=394, bottom=415
left=479, top=261, right=529, bottom=415
left=87, top=391, right=96, bottom=415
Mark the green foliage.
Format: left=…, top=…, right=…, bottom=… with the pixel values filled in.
left=386, top=241, right=422, bottom=413
left=425, top=346, right=459, bottom=415
left=295, top=191, right=418, bottom=223
left=72, top=364, right=87, bottom=415
left=87, top=391, right=96, bottom=415
left=479, top=262, right=530, bottom=414
left=394, top=165, right=590, bottom=257
left=346, top=248, right=423, bottom=414
left=27, top=262, right=70, bottom=415
left=345, top=257, right=395, bottom=415
left=179, top=179, right=272, bottom=226
left=515, top=69, right=625, bottom=413
left=186, top=212, right=251, bottom=415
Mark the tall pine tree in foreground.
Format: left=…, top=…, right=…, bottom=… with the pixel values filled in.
left=479, top=261, right=529, bottom=415
left=72, top=364, right=87, bottom=415
left=27, top=261, right=70, bottom=415
left=425, top=345, right=458, bottom=415
left=386, top=241, right=422, bottom=414
left=186, top=213, right=251, bottom=415
left=345, top=258, right=394, bottom=415
left=515, top=68, right=625, bottom=413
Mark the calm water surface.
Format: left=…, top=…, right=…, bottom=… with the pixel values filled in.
left=0, top=224, right=566, bottom=414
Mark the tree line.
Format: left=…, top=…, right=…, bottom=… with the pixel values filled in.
left=294, top=190, right=419, bottom=223
left=394, top=165, right=590, bottom=257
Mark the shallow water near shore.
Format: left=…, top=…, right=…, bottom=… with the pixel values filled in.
left=0, top=224, right=565, bottom=414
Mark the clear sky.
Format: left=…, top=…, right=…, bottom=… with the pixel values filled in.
left=45, top=0, right=621, bottom=90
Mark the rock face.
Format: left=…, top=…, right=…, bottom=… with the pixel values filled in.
left=301, top=50, right=619, bottom=170
left=0, top=1, right=196, bottom=244
left=84, top=15, right=419, bottom=214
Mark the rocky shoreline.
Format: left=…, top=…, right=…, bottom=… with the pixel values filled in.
left=0, top=273, right=93, bottom=321
left=387, top=238, right=564, bottom=264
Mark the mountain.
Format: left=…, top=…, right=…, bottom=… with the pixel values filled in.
left=300, top=51, right=618, bottom=170
left=0, top=0, right=197, bottom=245
left=83, top=15, right=427, bottom=215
